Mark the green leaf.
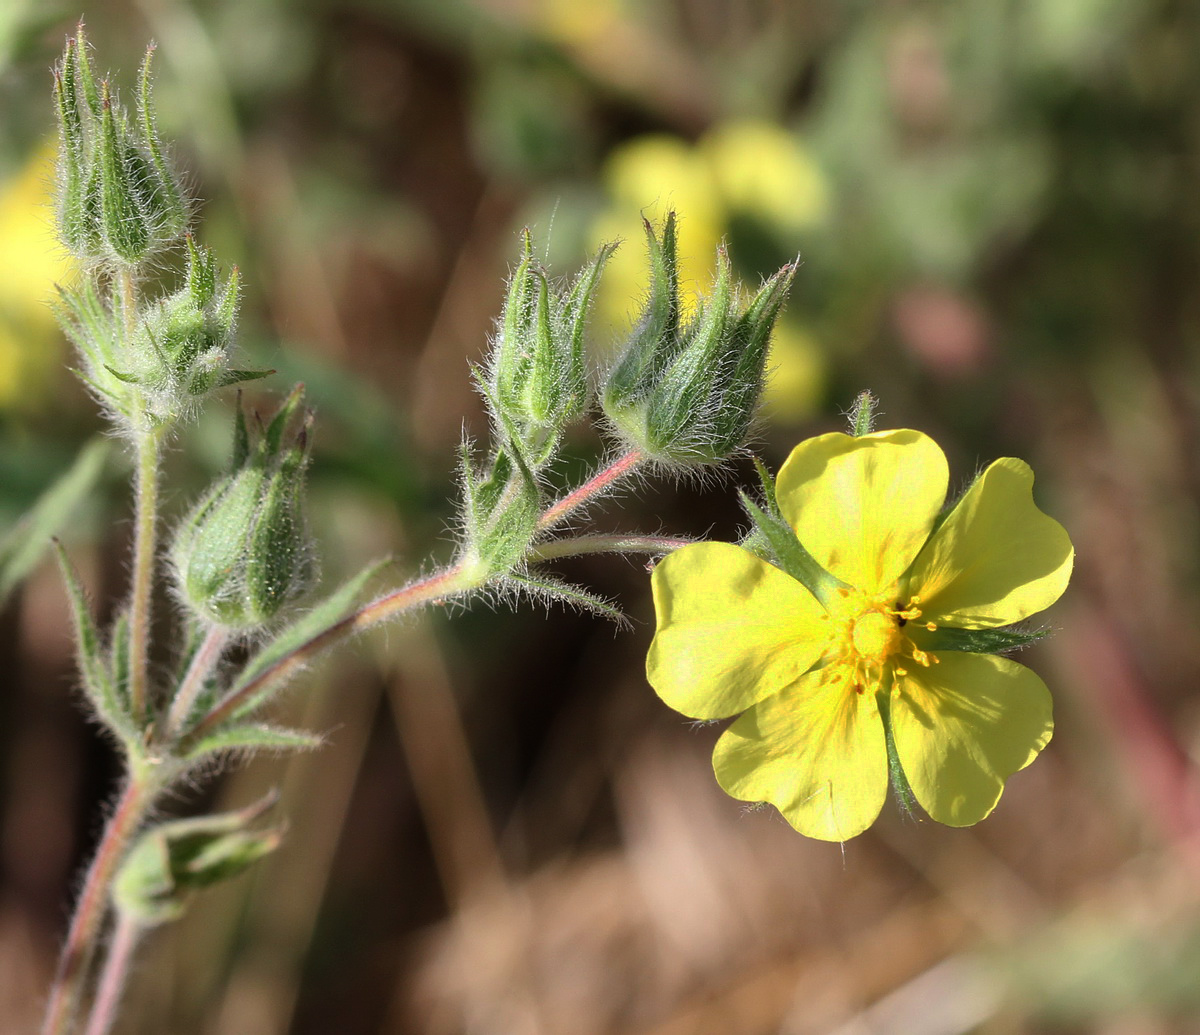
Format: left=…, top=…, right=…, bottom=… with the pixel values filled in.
left=215, top=368, right=274, bottom=389
left=223, top=560, right=388, bottom=721
left=54, top=543, right=135, bottom=744
left=0, top=438, right=110, bottom=605
left=113, top=793, right=283, bottom=926
left=182, top=723, right=323, bottom=763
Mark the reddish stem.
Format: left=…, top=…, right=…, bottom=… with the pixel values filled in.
left=536, top=449, right=644, bottom=532
left=42, top=777, right=154, bottom=1035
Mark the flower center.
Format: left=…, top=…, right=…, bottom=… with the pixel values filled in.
left=818, top=590, right=940, bottom=695
left=851, top=611, right=902, bottom=665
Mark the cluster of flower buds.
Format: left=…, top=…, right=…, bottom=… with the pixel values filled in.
left=54, top=24, right=188, bottom=267
left=57, top=237, right=265, bottom=428
left=171, top=386, right=316, bottom=631
left=602, top=213, right=795, bottom=464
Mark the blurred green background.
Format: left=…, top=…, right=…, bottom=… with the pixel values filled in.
left=4, top=0, right=1200, bottom=1032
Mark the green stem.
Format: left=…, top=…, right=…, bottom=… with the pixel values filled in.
left=127, top=425, right=160, bottom=725
left=184, top=564, right=485, bottom=743
left=528, top=534, right=693, bottom=562
left=41, top=774, right=158, bottom=1035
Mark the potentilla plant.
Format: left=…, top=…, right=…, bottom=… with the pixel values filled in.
left=36, top=28, right=800, bottom=1035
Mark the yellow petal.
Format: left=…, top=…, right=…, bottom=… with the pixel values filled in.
left=647, top=542, right=826, bottom=720
left=907, top=458, right=1073, bottom=628
left=713, top=668, right=888, bottom=841
left=891, top=652, right=1053, bottom=827
left=776, top=429, right=949, bottom=594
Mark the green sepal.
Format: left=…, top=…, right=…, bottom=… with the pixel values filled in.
left=877, top=688, right=919, bottom=818
left=215, top=368, right=272, bottom=389
left=136, top=44, right=188, bottom=239
left=750, top=455, right=782, bottom=519
left=54, top=543, right=136, bottom=746
left=0, top=438, right=110, bottom=605
left=98, top=81, right=151, bottom=263
left=460, top=447, right=540, bottom=577
left=213, top=560, right=388, bottom=724
left=602, top=214, right=682, bottom=425
left=738, top=490, right=847, bottom=606
left=848, top=390, right=879, bottom=437
left=112, top=793, right=283, bottom=926
left=181, top=723, right=323, bottom=764
left=915, top=624, right=1050, bottom=654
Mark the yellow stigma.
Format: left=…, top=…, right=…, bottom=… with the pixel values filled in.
left=850, top=611, right=902, bottom=664
left=822, top=590, right=938, bottom=697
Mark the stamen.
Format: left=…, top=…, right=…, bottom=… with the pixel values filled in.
left=925, top=621, right=937, bottom=631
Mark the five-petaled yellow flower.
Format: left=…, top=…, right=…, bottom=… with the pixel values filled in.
left=647, top=429, right=1073, bottom=841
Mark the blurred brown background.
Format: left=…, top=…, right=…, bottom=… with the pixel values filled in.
left=3, top=0, right=1200, bottom=1031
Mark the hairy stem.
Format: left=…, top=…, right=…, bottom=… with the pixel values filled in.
left=185, top=564, right=485, bottom=743
left=41, top=775, right=157, bottom=1035
left=163, top=625, right=230, bottom=739
left=81, top=912, right=142, bottom=1035
left=121, top=265, right=158, bottom=727
left=536, top=449, right=644, bottom=532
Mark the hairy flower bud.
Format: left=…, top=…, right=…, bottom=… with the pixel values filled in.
left=485, top=230, right=614, bottom=469
left=602, top=214, right=795, bottom=465
left=56, top=237, right=265, bottom=430
left=171, top=387, right=316, bottom=630
left=53, top=25, right=189, bottom=266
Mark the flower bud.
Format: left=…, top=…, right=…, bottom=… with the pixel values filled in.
left=601, top=213, right=795, bottom=464
left=171, top=387, right=316, bottom=630
left=486, top=230, right=614, bottom=469
left=56, top=237, right=264, bottom=430
left=53, top=26, right=188, bottom=266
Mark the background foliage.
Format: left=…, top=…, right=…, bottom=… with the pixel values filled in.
left=3, top=0, right=1200, bottom=1031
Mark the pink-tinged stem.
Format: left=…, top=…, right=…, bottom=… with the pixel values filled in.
left=536, top=449, right=644, bottom=532
left=185, top=564, right=479, bottom=743
left=163, top=625, right=230, bottom=739
left=42, top=777, right=155, bottom=1035
left=81, top=912, right=142, bottom=1035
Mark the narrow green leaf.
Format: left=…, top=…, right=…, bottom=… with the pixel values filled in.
left=0, top=438, right=110, bottom=605
left=54, top=543, right=134, bottom=743
left=507, top=571, right=629, bottom=627
left=224, top=559, right=388, bottom=720
left=182, top=722, right=323, bottom=763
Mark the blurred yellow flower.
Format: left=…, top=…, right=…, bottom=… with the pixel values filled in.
left=0, top=142, right=72, bottom=409
left=761, top=319, right=824, bottom=424
left=647, top=429, right=1073, bottom=841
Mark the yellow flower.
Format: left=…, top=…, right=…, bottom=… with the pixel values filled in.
left=647, top=429, right=1073, bottom=841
